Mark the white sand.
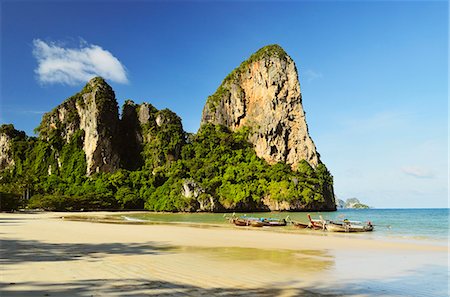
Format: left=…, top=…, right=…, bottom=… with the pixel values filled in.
left=1, top=212, right=448, bottom=297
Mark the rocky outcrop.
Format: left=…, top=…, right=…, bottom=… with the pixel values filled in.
left=261, top=197, right=292, bottom=211
left=201, top=44, right=320, bottom=169
left=344, top=198, right=370, bottom=209
left=119, top=101, right=186, bottom=170
left=336, top=198, right=369, bottom=209
left=336, top=198, right=346, bottom=209
left=181, top=179, right=218, bottom=212
left=0, top=125, right=25, bottom=170
left=119, top=100, right=144, bottom=170
left=35, top=78, right=185, bottom=175
left=0, top=134, right=15, bottom=171
left=38, top=77, right=121, bottom=175
left=137, top=102, right=158, bottom=127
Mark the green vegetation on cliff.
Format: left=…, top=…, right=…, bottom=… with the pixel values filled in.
left=141, top=108, right=186, bottom=169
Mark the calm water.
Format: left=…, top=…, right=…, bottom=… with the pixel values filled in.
left=126, top=208, right=449, bottom=243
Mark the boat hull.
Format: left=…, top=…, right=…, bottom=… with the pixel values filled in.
left=264, top=220, right=287, bottom=227
left=307, top=214, right=326, bottom=230
left=229, top=217, right=287, bottom=227
left=292, top=222, right=310, bottom=229
left=250, top=220, right=264, bottom=227
left=326, top=222, right=373, bottom=232
left=231, top=218, right=249, bottom=226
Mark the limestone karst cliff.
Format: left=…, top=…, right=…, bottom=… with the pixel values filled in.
left=0, top=125, right=26, bottom=170
left=120, top=100, right=185, bottom=170
left=336, top=198, right=370, bottom=209
left=0, top=133, right=14, bottom=171
left=201, top=44, right=320, bottom=170
left=34, top=78, right=186, bottom=176
left=37, top=77, right=121, bottom=175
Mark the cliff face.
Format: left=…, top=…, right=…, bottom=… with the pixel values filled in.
left=120, top=100, right=186, bottom=170
left=0, top=125, right=27, bottom=171
left=0, top=131, right=16, bottom=171
left=34, top=78, right=185, bottom=175
left=201, top=45, right=320, bottom=169
left=119, top=101, right=144, bottom=170
left=38, top=77, right=121, bottom=175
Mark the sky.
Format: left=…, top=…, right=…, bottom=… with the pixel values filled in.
left=1, top=0, right=448, bottom=208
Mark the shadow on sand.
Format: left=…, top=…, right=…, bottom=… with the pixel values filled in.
left=0, top=238, right=172, bottom=264
left=0, top=279, right=338, bottom=297
left=1, top=271, right=447, bottom=297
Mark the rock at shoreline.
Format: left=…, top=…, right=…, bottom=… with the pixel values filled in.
left=336, top=198, right=370, bottom=209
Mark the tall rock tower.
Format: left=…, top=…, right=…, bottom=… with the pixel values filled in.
left=37, top=77, right=121, bottom=175
left=201, top=45, right=320, bottom=170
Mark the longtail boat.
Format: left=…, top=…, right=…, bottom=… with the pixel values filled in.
left=250, top=220, right=264, bottom=227
left=261, top=218, right=287, bottom=226
left=326, top=220, right=374, bottom=232
left=228, top=215, right=287, bottom=227
left=230, top=217, right=250, bottom=226
left=292, top=221, right=310, bottom=229
left=307, top=214, right=326, bottom=230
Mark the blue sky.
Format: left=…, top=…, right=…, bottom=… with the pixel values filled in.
left=1, top=1, right=448, bottom=208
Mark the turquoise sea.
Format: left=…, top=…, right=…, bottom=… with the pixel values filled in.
left=320, top=208, right=449, bottom=242
left=126, top=208, right=449, bottom=243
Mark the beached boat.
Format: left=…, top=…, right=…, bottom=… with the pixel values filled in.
left=230, top=218, right=250, bottom=226
left=261, top=218, right=287, bottom=226
left=244, top=217, right=287, bottom=227
left=292, top=221, right=310, bottom=229
left=250, top=220, right=264, bottom=227
left=307, top=214, right=326, bottom=230
left=326, top=220, right=374, bottom=232
left=228, top=215, right=287, bottom=227
left=305, top=214, right=374, bottom=232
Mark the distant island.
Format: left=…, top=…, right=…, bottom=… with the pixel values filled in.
left=0, top=45, right=336, bottom=212
left=336, top=198, right=370, bottom=209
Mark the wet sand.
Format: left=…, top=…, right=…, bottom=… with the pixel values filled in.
left=0, top=212, right=448, bottom=296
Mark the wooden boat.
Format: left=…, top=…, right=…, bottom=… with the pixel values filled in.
left=229, top=215, right=287, bottom=227
left=262, top=218, right=287, bottom=226
left=230, top=218, right=250, bottom=226
left=292, top=221, right=310, bottom=229
left=326, top=220, right=374, bottom=232
left=244, top=217, right=287, bottom=227
left=250, top=220, right=264, bottom=227
left=307, top=214, right=326, bottom=230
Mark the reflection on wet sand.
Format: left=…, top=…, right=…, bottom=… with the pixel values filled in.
left=171, top=246, right=335, bottom=272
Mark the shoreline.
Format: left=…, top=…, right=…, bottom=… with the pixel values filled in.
left=1, top=212, right=448, bottom=296
left=62, top=211, right=448, bottom=248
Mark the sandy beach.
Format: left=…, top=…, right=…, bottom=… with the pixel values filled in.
left=0, top=212, right=448, bottom=297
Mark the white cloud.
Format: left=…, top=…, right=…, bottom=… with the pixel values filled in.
left=401, top=166, right=435, bottom=179
left=32, top=39, right=128, bottom=85
left=302, top=69, right=323, bottom=83
left=18, top=110, right=46, bottom=115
